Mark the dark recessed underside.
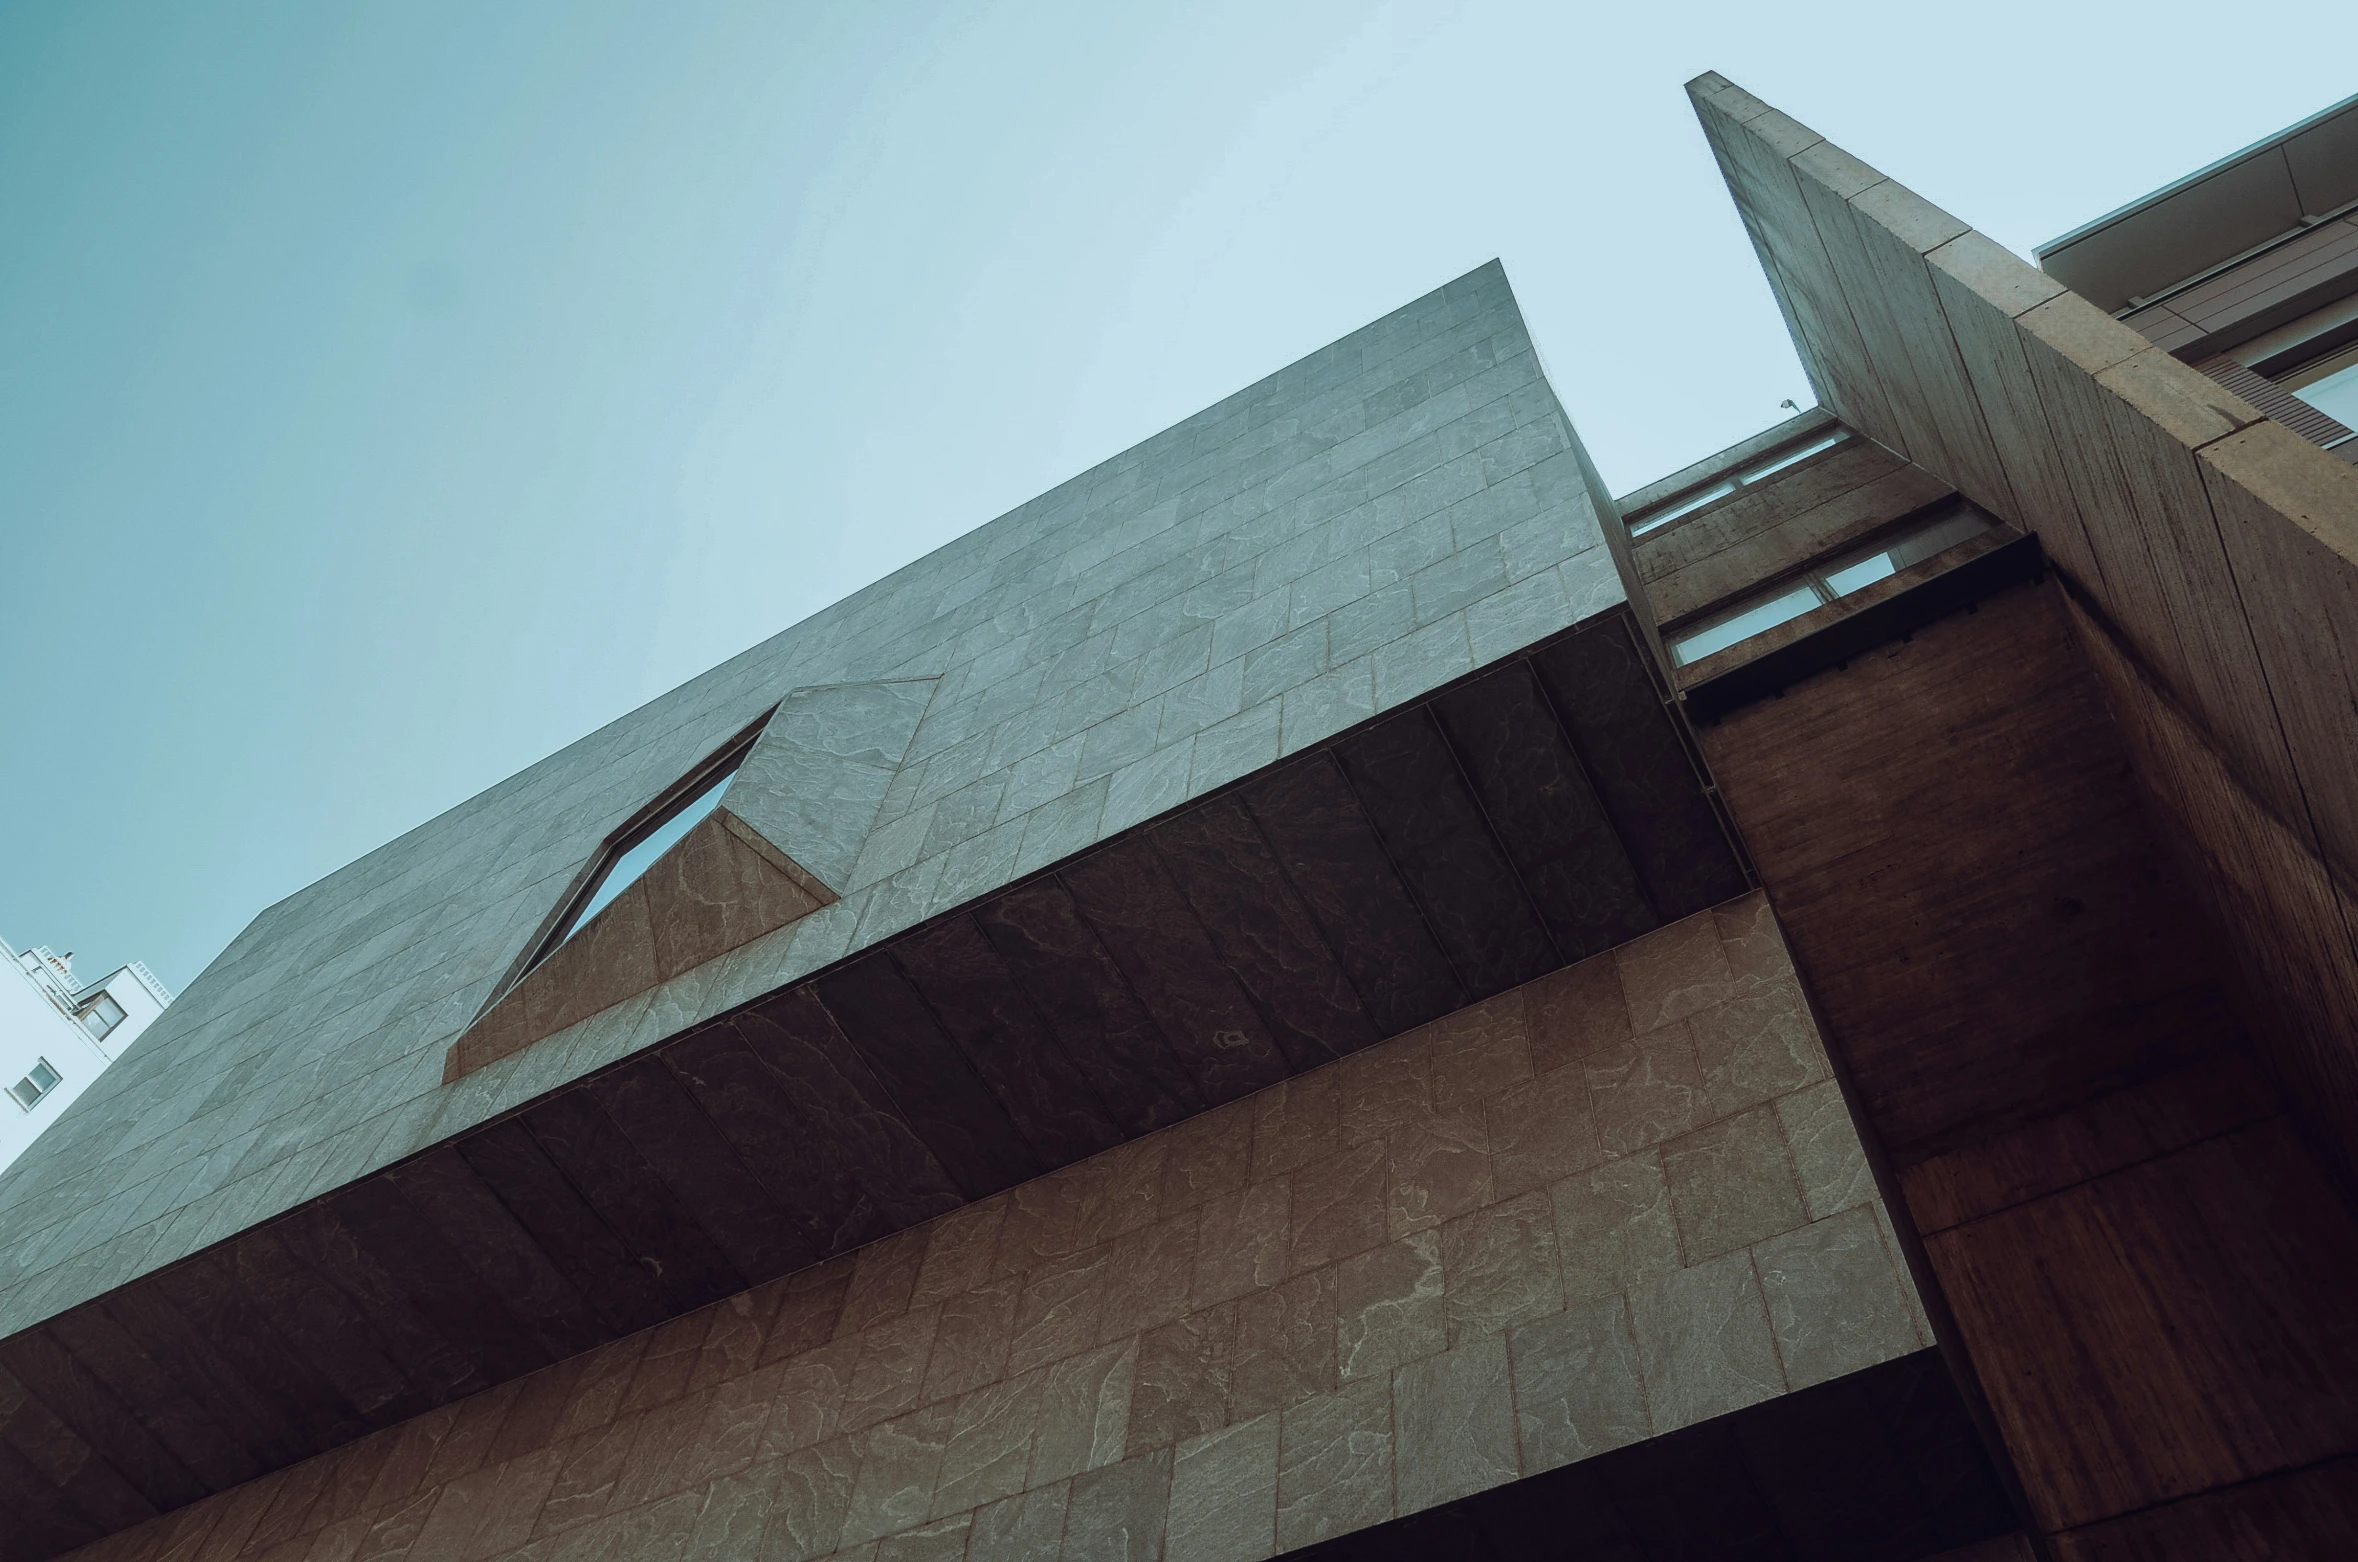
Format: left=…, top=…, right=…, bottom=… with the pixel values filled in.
left=0, top=609, right=1749, bottom=1562
left=1280, top=1351, right=2017, bottom=1562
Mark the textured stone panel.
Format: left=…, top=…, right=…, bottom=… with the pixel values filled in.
left=1507, top=1292, right=1650, bottom=1471
left=1393, top=1334, right=1519, bottom=1514
left=56, top=896, right=1927, bottom=1562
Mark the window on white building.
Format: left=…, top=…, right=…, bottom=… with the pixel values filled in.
left=79, top=993, right=126, bottom=1041
left=9, top=1059, right=61, bottom=1110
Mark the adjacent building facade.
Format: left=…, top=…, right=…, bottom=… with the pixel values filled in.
left=1, top=940, right=170, bottom=1178
left=2, top=74, right=2354, bottom=1562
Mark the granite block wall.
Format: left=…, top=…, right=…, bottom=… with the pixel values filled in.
left=1, top=262, right=1638, bottom=1340
left=64, top=894, right=1925, bottom=1562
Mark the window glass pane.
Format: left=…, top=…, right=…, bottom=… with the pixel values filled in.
left=1671, top=585, right=1824, bottom=665
left=1631, top=479, right=1735, bottom=536
left=30, top=1060, right=60, bottom=1091
left=2291, top=356, right=2358, bottom=430
left=80, top=994, right=124, bottom=1039
left=1821, top=552, right=1898, bottom=597
left=1739, top=429, right=1848, bottom=485
left=566, top=768, right=734, bottom=937
left=9, top=1080, right=35, bottom=1109
left=1820, top=507, right=1996, bottom=599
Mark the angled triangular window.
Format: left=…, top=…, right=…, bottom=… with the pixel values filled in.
left=535, top=750, right=744, bottom=969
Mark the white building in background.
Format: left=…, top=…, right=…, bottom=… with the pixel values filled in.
left=1, top=937, right=171, bottom=1175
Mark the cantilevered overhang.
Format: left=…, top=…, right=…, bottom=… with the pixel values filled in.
left=2035, top=91, right=2358, bottom=314
left=0, top=263, right=1756, bottom=1557
left=0, top=612, right=1746, bottom=1558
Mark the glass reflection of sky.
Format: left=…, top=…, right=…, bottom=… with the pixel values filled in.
left=565, top=770, right=733, bottom=938
left=2293, top=359, right=2358, bottom=433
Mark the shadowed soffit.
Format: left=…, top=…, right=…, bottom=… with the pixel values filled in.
left=0, top=607, right=1749, bottom=1561
left=1278, top=1350, right=2018, bottom=1562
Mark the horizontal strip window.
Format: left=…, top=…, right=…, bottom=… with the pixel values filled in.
left=1669, top=502, right=1997, bottom=666
left=1628, top=428, right=1852, bottom=538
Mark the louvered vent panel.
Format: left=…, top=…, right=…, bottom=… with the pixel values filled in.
left=2194, top=352, right=2355, bottom=448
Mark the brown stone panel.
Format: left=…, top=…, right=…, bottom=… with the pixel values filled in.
left=971, top=881, right=1207, bottom=1134
left=890, top=917, right=1127, bottom=1161
left=1930, top=1122, right=2358, bottom=1531
left=1126, top=1308, right=1234, bottom=1458
left=1275, top=1377, right=1394, bottom=1551
left=643, top=811, right=830, bottom=980
left=2050, top=1457, right=2358, bottom=1560
left=1332, top=707, right=1560, bottom=997
left=1149, top=795, right=1382, bottom=1070
left=30, top=897, right=1930, bottom=1562
left=1059, top=841, right=1295, bottom=1106
left=1237, top=754, right=1464, bottom=1036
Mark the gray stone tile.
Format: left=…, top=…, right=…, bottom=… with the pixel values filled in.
left=1775, top=1079, right=1878, bottom=1221
left=968, top=1484, right=1072, bottom=1562
left=1440, top=1191, right=1564, bottom=1347
left=1155, top=662, right=1246, bottom=748
left=1407, top=538, right=1510, bottom=628
left=1325, top=580, right=1416, bottom=664
left=1370, top=615, right=1473, bottom=710
left=1662, top=1107, right=1809, bottom=1263
left=1103, top=741, right=1198, bottom=836
left=1010, top=779, right=1112, bottom=882
left=1754, top=1205, right=1925, bottom=1389
left=1550, top=1150, right=1681, bottom=1304
left=1392, top=1334, right=1518, bottom=1515
left=1626, top=1250, right=1785, bottom=1433
left=1240, top=621, right=1330, bottom=708
left=1187, top=702, right=1282, bottom=798
left=1165, top=1414, right=1278, bottom=1562
left=1062, top=1448, right=1172, bottom=1562
left=0, top=262, right=1590, bottom=1346
left=1465, top=569, right=1573, bottom=665
left=1335, top=1232, right=1446, bottom=1383
left=1689, top=984, right=1829, bottom=1119
left=1278, top=657, right=1378, bottom=757
left=1275, top=1377, right=1393, bottom=1551
left=1507, top=1293, right=1649, bottom=1473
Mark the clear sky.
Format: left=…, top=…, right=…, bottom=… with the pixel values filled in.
left=2, top=0, right=2349, bottom=992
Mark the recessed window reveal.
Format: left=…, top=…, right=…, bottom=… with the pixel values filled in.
left=1629, top=428, right=1853, bottom=537
left=529, top=733, right=757, bottom=972
left=1669, top=502, right=1997, bottom=666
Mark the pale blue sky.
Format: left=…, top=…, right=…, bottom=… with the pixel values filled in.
left=3, top=0, right=2348, bottom=989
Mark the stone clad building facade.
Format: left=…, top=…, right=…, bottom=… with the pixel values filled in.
left=5, top=73, right=2358, bottom=1562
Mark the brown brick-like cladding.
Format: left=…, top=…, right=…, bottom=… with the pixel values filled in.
left=52, top=898, right=1926, bottom=1562
left=1698, top=578, right=2358, bottom=1553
